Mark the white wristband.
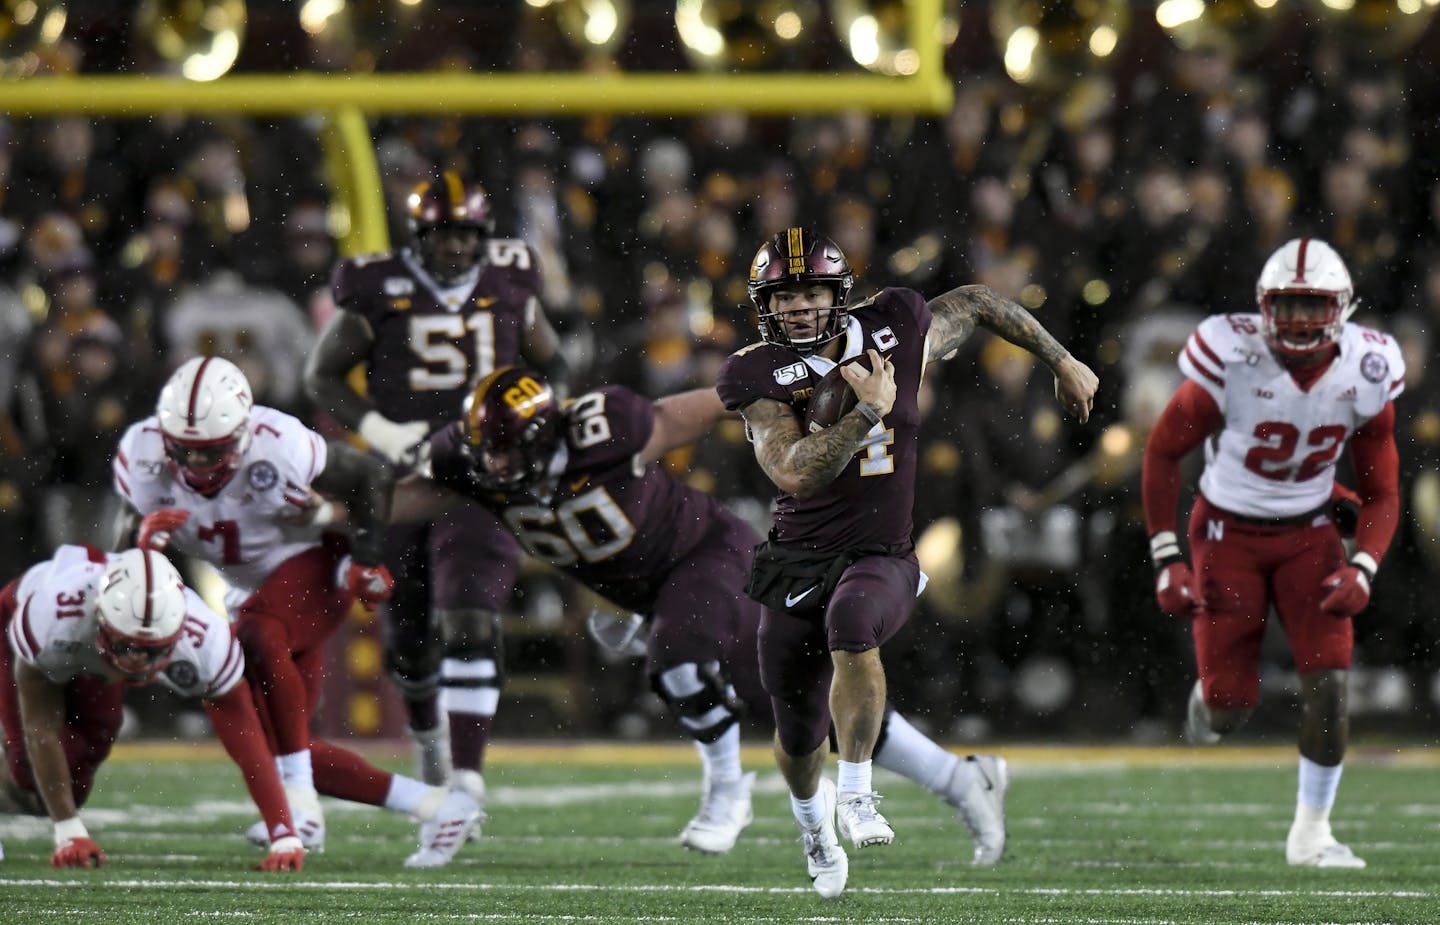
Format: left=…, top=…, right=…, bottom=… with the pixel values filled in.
left=1351, top=551, right=1379, bottom=583
left=54, top=816, right=88, bottom=846
left=1149, top=531, right=1181, bottom=565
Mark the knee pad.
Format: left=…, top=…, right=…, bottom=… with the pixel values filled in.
left=386, top=646, right=441, bottom=700
left=437, top=608, right=506, bottom=688
left=651, top=661, right=739, bottom=745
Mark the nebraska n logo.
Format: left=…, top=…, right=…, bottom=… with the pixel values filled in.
left=1207, top=519, right=1224, bottom=541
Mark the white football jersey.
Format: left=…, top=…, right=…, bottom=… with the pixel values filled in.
left=113, top=405, right=329, bottom=597
left=5, top=544, right=245, bottom=699
left=1178, top=314, right=1405, bottom=518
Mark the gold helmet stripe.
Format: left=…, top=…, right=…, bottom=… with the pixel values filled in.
left=786, top=227, right=806, bottom=275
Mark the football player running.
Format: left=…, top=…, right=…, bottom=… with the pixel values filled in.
left=391, top=367, right=1021, bottom=862
left=716, top=228, right=1097, bottom=898
left=1142, top=238, right=1402, bottom=869
left=304, top=171, right=570, bottom=817
left=0, top=546, right=304, bottom=871
left=113, top=356, right=480, bottom=868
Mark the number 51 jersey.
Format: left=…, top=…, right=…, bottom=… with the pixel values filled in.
left=331, top=241, right=543, bottom=424
left=1179, top=313, right=1405, bottom=518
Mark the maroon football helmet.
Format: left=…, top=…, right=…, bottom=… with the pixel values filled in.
left=747, top=228, right=854, bottom=354
left=406, top=170, right=495, bottom=284
left=461, top=367, right=563, bottom=492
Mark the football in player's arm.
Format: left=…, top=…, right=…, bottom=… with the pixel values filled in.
left=715, top=228, right=1097, bottom=899
left=2, top=547, right=304, bottom=871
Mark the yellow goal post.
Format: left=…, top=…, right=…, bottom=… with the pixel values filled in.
left=0, top=0, right=952, bottom=257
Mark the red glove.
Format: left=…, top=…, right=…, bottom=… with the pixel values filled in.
left=346, top=561, right=394, bottom=610
left=1320, top=561, right=1372, bottom=619
left=137, top=508, right=190, bottom=552
left=1155, top=561, right=1198, bottom=617
left=254, top=835, right=305, bottom=872
left=52, top=836, right=106, bottom=868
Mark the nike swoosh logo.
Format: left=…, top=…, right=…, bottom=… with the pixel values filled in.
left=475, top=296, right=498, bottom=308
left=785, top=585, right=818, bottom=607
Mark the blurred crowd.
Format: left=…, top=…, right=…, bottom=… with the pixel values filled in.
left=2, top=20, right=1438, bottom=742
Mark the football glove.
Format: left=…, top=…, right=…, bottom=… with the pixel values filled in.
left=137, top=508, right=190, bottom=552
left=346, top=560, right=394, bottom=610
left=1320, top=553, right=1377, bottom=620
left=358, top=411, right=429, bottom=466
left=52, top=818, right=104, bottom=868
left=254, top=835, right=305, bottom=872
left=1149, top=531, right=1198, bottom=617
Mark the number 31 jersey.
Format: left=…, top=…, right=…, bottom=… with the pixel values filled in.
left=6, top=544, right=244, bottom=699
left=332, top=242, right=543, bottom=424
left=1179, top=313, right=1405, bottom=518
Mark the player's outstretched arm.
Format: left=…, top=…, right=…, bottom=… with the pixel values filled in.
left=638, top=387, right=731, bottom=465
left=520, top=302, right=572, bottom=400
left=313, top=440, right=393, bottom=568
left=926, top=284, right=1097, bottom=422
left=16, top=662, right=105, bottom=867
left=204, top=683, right=303, bottom=870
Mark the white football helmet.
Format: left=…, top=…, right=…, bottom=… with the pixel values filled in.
left=95, top=549, right=187, bottom=682
left=156, top=356, right=253, bottom=494
left=1255, top=238, right=1357, bottom=359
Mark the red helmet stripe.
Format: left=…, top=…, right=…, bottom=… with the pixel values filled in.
left=1293, top=239, right=1310, bottom=284
left=188, top=357, right=214, bottom=427
left=140, top=550, right=155, bottom=629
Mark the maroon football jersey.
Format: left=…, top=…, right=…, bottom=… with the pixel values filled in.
left=715, top=287, right=931, bottom=553
left=429, top=386, right=744, bottom=614
left=331, top=240, right=542, bottom=423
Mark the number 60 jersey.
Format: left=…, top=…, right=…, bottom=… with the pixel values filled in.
left=1179, top=313, right=1405, bottom=518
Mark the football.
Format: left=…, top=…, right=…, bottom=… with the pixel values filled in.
left=802, top=356, right=872, bottom=433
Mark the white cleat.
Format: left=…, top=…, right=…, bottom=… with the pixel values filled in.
left=409, top=724, right=453, bottom=787
left=403, top=788, right=483, bottom=869
left=245, top=785, right=328, bottom=852
left=1287, top=826, right=1366, bottom=869
left=836, top=790, right=894, bottom=849
left=679, top=771, right=756, bottom=855
left=245, top=808, right=326, bottom=852
left=453, top=769, right=487, bottom=844
left=1184, top=681, right=1223, bottom=746
left=943, top=754, right=1009, bottom=866
left=801, top=779, right=849, bottom=900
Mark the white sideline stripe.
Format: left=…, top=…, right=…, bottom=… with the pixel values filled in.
left=0, top=880, right=1432, bottom=900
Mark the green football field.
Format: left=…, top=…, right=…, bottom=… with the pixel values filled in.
left=0, top=742, right=1435, bottom=924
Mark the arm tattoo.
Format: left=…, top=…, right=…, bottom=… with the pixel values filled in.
left=742, top=398, right=873, bottom=499
left=927, top=285, right=1070, bottom=368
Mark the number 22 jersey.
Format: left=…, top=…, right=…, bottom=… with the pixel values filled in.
left=1179, top=313, right=1405, bottom=518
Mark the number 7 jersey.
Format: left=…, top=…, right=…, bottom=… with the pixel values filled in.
left=1179, top=313, right=1405, bottom=518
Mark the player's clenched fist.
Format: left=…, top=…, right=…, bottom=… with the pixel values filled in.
left=137, top=508, right=190, bottom=552
left=346, top=560, right=394, bottom=610
left=1155, top=560, right=1198, bottom=617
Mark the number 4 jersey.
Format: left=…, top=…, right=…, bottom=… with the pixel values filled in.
left=1179, top=313, right=1405, bottom=517
left=6, top=544, right=244, bottom=698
